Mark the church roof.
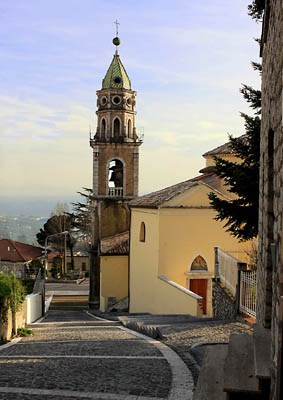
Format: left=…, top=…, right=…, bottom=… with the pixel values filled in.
left=129, top=173, right=220, bottom=208
left=203, top=134, right=247, bottom=157
left=102, top=52, right=131, bottom=90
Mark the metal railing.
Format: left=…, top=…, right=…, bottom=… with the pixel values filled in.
left=239, top=270, right=257, bottom=318
left=108, top=187, right=123, bottom=197
left=33, top=269, right=45, bottom=294
left=215, top=247, right=244, bottom=297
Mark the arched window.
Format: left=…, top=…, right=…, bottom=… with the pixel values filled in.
left=101, top=118, right=106, bottom=136
left=190, top=255, right=208, bottom=271
left=128, top=119, right=132, bottom=137
left=139, top=222, right=146, bottom=242
left=113, top=118, right=120, bottom=137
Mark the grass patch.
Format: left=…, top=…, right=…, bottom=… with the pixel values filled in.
left=17, top=327, right=33, bottom=337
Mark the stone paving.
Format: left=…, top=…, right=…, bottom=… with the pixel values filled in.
left=114, top=314, right=254, bottom=386
left=161, top=318, right=253, bottom=385
left=0, top=310, right=193, bottom=400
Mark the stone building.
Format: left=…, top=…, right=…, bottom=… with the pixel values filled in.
left=89, top=35, right=142, bottom=305
left=257, top=0, right=283, bottom=397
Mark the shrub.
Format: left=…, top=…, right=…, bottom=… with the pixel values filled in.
left=0, top=273, right=26, bottom=323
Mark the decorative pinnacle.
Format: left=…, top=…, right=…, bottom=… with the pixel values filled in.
left=113, top=19, right=121, bottom=49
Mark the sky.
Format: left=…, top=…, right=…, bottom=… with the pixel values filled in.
left=0, top=0, right=262, bottom=215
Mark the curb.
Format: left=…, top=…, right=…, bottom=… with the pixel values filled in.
left=119, top=319, right=164, bottom=340
left=0, top=337, right=22, bottom=350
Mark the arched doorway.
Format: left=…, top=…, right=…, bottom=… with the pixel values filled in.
left=189, top=255, right=208, bottom=314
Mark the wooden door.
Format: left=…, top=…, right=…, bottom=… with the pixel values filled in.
left=190, top=279, right=207, bottom=314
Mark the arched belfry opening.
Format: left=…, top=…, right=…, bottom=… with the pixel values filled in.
left=108, top=159, right=124, bottom=196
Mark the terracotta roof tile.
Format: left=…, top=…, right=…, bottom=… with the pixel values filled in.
left=100, top=231, right=129, bottom=255
left=0, top=239, right=44, bottom=263
left=202, top=134, right=247, bottom=156
left=129, top=173, right=220, bottom=208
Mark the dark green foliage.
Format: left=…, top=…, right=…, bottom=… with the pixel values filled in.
left=240, top=85, right=261, bottom=113
left=251, top=61, right=262, bottom=74
left=36, top=214, right=72, bottom=248
left=208, top=79, right=261, bottom=241
left=248, top=0, right=265, bottom=21
left=71, top=188, right=93, bottom=243
left=0, top=273, right=26, bottom=323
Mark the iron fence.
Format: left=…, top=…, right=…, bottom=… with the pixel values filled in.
left=239, top=270, right=257, bottom=318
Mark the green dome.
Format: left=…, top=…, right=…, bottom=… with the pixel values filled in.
left=113, top=37, right=121, bottom=46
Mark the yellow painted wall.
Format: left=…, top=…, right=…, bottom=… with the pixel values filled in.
left=154, top=276, right=201, bottom=315
left=129, top=209, right=159, bottom=313
left=100, top=255, right=128, bottom=311
left=66, top=256, right=89, bottom=272
left=158, top=208, right=248, bottom=282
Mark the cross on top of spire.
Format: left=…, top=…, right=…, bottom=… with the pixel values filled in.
left=114, top=19, right=120, bottom=36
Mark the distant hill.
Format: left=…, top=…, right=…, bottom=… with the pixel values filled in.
left=0, top=215, right=47, bottom=245
left=0, top=195, right=81, bottom=245
left=0, top=196, right=80, bottom=216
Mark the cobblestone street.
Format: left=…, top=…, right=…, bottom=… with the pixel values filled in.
left=0, top=309, right=193, bottom=400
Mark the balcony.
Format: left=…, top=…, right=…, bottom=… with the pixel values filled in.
left=108, top=187, right=123, bottom=197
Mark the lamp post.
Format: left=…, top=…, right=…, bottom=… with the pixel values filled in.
left=44, top=231, right=69, bottom=278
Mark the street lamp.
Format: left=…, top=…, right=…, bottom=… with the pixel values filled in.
left=44, top=231, right=69, bottom=278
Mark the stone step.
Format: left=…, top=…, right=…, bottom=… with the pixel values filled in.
left=193, top=344, right=228, bottom=400
left=119, top=314, right=215, bottom=326
left=49, top=295, right=89, bottom=311
left=223, top=333, right=261, bottom=395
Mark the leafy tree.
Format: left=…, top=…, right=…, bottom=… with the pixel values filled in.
left=36, top=214, right=71, bottom=247
left=36, top=212, right=76, bottom=274
left=208, top=73, right=261, bottom=241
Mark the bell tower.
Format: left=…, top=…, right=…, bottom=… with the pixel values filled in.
left=89, top=30, right=142, bottom=303
left=90, top=33, right=142, bottom=238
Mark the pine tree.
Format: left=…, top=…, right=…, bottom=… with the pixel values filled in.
left=208, top=73, right=261, bottom=241
left=70, top=188, right=93, bottom=248
left=247, top=0, right=265, bottom=22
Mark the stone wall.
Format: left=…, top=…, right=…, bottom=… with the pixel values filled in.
left=99, top=200, right=130, bottom=239
left=0, top=301, right=26, bottom=341
left=212, top=281, right=237, bottom=320
left=258, top=1, right=283, bottom=398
